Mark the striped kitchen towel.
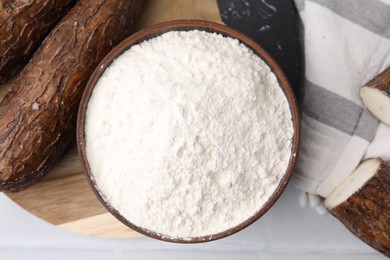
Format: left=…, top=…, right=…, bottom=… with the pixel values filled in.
left=292, top=0, right=390, bottom=213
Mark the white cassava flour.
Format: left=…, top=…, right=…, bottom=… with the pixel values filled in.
left=85, top=30, right=294, bottom=238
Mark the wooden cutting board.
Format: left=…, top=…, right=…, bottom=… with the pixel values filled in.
left=3, top=0, right=222, bottom=238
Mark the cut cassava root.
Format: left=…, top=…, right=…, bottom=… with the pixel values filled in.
left=0, top=0, right=144, bottom=192
left=360, top=66, right=390, bottom=126
left=0, top=0, right=77, bottom=84
left=325, top=158, right=390, bottom=257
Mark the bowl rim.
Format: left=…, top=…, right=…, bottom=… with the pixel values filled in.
left=76, top=19, right=300, bottom=243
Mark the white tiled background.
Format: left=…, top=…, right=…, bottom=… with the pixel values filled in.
left=0, top=184, right=386, bottom=259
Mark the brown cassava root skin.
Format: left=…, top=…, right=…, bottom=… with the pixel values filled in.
left=0, top=0, right=77, bottom=84
left=327, top=159, right=390, bottom=257
left=0, top=0, right=144, bottom=192
left=363, top=66, right=390, bottom=95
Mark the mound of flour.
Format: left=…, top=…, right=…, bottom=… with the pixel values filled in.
left=85, top=30, right=293, bottom=238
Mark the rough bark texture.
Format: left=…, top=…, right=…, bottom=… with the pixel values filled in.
left=0, top=0, right=144, bottom=192
left=327, top=159, right=390, bottom=257
left=362, top=66, right=390, bottom=95
left=0, top=0, right=77, bottom=84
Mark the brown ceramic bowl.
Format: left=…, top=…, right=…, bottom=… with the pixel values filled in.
left=77, top=20, right=300, bottom=243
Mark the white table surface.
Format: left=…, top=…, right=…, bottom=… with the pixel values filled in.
left=0, top=184, right=386, bottom=260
